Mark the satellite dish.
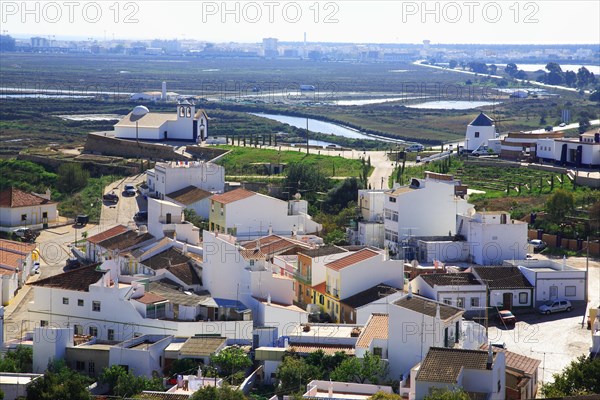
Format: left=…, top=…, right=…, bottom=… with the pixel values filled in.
left=411, top=259, right=419, bottom=268
left=132, top=105, right=149, bottom=116
left=139, top=225, right=148, bottom=233
left=467, top=207, right=476, bottom=217
left=294, top=193, right=301, bottom=200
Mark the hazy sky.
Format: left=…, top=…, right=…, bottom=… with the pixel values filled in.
left=2, top=0, right=600, bottom=44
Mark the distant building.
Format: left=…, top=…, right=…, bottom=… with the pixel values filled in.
left=262, top=38, right=279, bottom=58
left=114, top=101, right=208, bottom=142
left=464, top=112, right=497, bottom=152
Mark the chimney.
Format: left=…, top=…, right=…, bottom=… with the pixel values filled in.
left=162, top=81, right=167, bottom=100
left=407, top=283, right=413, bottom=299
left=486, top=343, right=494, bottom=369
left=182, top=243, right=188, bottom=254
left=268, top=224, right=273, bottom=235
left=435, top=304, right=441, bottom=320
left=563, top=255, right=566, bottom=271
left=267, top=293, right=271, bottom=305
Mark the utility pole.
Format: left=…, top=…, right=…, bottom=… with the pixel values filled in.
left=306, top=117, right=309, bottom=155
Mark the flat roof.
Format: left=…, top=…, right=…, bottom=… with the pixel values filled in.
left=288, top=324, right=360, bottom=339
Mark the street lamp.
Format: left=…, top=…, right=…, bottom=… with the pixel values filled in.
left=131, top=105, right=149, bottom=159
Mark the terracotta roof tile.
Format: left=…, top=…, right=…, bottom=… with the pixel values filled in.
left=325, top=248, right=380, bottom=271
left=0, top=239, right=36, bottom=254
left=481, top=344, right=540, bottom=376
left=135, top=292, right=167, bottom=305
left=141, top=247, right=190, bottom=270
left=97, top=231, right=154, bottom=251
left=166, top=185, right=213, bottom=205
left=394, top=294, right=464, bottom=321
left=417, top=347, right=497, bottom=383
left=473, top=266, right=533, bottom=290
left=0, top=187, right=56, bottom=208
left=169, top=263, right=201, bottom=286
left=87, top=225, right=128, bottom=245
left=241, top=235, right=311, bottom=257
left=356, top=313, right=389, bottom=348
left=420, top=273, right=482, bottom=287
left=0, top=239, right=36, bottom=270
left=30, top=264, right=106, bottom=291
left=211, top=188, right=255, bottom=204
left=341, top=284, right=400, bottom=309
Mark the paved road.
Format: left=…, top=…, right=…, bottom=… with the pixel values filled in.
left=99, top=174, right=146, bottom=227
left=488, top=255, right=600, bottom=385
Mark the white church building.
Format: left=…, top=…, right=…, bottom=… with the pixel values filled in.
left=464, top=112, right=497, bottom=152
left=114, top=100, right=208, bottom=142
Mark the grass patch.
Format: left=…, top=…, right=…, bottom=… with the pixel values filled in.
left=58, top=175, right=119, bottom=222
left=215, top=145, right=366, bottom=177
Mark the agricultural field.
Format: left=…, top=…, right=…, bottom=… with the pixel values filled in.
left=215, top=145, right=367, bottom=177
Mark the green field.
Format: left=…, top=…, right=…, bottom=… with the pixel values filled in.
left=215, top=145, right=368, bottom=177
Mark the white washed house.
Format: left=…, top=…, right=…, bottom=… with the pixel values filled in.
left=0, top=188, right=58, bottom=228
left=146, top=160, right=225, bottom=201
left=464, top=112, right=497, bottom=152
left=472, top=266, right=534, bottom=309
left=348, top=189, right=386, bottom=248
left=209, top=188, right=321, bottom=239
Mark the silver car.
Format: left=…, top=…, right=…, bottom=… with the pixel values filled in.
left=538, top=299, right=572, bottom=314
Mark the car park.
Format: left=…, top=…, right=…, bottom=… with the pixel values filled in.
left=538, top=299, right=572, bottom=314
left=498, top=310, right=516, bottom=326
left=529, top=239, right=546, bottom=252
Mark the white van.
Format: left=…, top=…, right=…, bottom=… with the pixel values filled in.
left=406, top=144, right=424, bottom=152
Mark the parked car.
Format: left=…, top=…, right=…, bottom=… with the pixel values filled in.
left=498, top=310, right=516, bottom=326
left=103, top=192, right=119, bottom=203
left=529, top=239, right=546, bottom=252
left=491, top=341, right=507, bottom=350
left=538, top=299, right=573, bottom=314
left=134, top=211, right=148, bottom=222
left=123, top=184, right=137, bottom=196
left=406, top=144, right=425, bottom=152
left=13, top=227, right=39, bottom=242
left=75, top=214, right=89, bottom=227
left=33, top=261, right=40, bottom=274
left=559, top=122, right=567, bottom=127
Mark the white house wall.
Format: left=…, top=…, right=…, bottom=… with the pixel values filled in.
left=330, top=256, right=404, bottom=299
left=355, top=292, right=405, bottom=325
left=0, top=204, right=58, bottom=227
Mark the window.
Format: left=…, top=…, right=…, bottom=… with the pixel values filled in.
left=40, top=320, right=48, bottom=327
left=89, top=361, right=95, bottom=375
left=373, top=347, right=383, bottom=356
left=456, top=297, right=465, bottom=308
left=389, top=197, right=396, bottom=203
left=470, top=297, right=480, bottom=308
left=319, top=295, right=324, bottom=305
left=21, top=214, right=27, bottom=221
left=335, top=304, right=339, bottom=313
left=391, top=211, right=399, bottom=222
left=220, top=206, right=224, bottom=216
left=62, top=297, right=69, bottom=305
left=108, top=329, right=115, bottom=341
left=92, top=301, right=101, bottom=312
left=565, top=286, right=576, bottom=297
left=89, top=326, right=98, bottom=337
left=519, top=292, right=528, bottom=304
left=306, top=289, right=310, bottom=296
left=76, top=361, right=85, bottom=371
left=474, top=132, right=480, bottom=138
left=42, top=211, right=48, bottom=218
left=78, top=299, right=84, bottom=307
left=443, top=298, right=452, bottom=305
left=74, top=324, right=83, bottom=335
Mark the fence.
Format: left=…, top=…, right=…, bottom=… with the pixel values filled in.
left=528, top=229, right=600, bottom=256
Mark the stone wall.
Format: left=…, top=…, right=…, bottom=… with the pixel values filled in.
left=84, top=133, right=188, bottom=161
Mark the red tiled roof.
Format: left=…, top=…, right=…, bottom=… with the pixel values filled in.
left=325, top=248, right=380, bottom=271
left=0, top=239, right=36, bottom=270
left=211, top=188, right=255, bottom=204
left=241, top=235, right=311, bottom=257
left=481, top=344, right=540, bottom=376
left=166, top=185, right=213, bottom=205
left=97, top=230, right=154, bottom=251
left=356, top=313, right=389, bottom=348
left=0, top=187, right=56, bottom=208
left=0, top=239, right=36, bottom=254
left=30, top=264, right=106, bottom=291
left=87, top=225, right=128, bottom=244
left=134, top=292, right=167, bottom=305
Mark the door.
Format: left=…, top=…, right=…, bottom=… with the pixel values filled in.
left=503, top=293, right=513, bottom=310
left=166, top=213, right=171, bottom=224
left=549, top=285, right=558, bottom=300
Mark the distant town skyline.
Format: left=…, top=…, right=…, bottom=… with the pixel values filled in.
left=2, top=1, right=599, bottom=45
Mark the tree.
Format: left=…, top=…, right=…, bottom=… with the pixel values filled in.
left=505, top=63, right=518, bottom=77
left=26, top=359, right=92, bottom=400
left=425, top=388, right=470, bottom=400
left=370, top=392, right=402, bottom=400
left=448, top=60, right=458, bottom=69
left=579, top=116, right=591, bottom=134
left=0, top=345, right=32, bottom=372
left=210, top=347, right=252, bottom=383
left=190, top=385, right=247, bottom=400
left=184, top=208, right=209, bottom=231
left=565, top=70, right=577, bottom=87
left=590, top=89, right=600, bottom=102
left=56, top=163, right=89, bottom=193
left=169, top=358, right=202, bottom=377
left=468, top=62, right=488, bottom=74
left=488, top=64, right=497, bottom=75
left=541, top=355, right=600, bottom=396
left=577, top=66, right=593, bottom=88
left=324, top=177, right=361, bottom=213
left=515, top=70, right=528, bottom=80
left=284, top=162, right=331, bottom=202
left=546, top=189, right=574, bottom=223
left=330, top=352, right=388, bottom=384
left=100, top=365, right=164, bottom=397
left=276, top=355, right=322, bottom=394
